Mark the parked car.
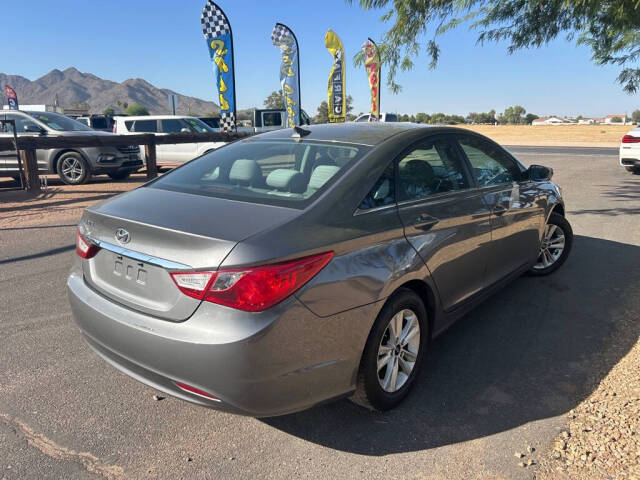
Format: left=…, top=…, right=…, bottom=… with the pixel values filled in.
left=76, top=115, right=114, bottom=132
left=354, top=112, right=399, bottom=122
left=0, top=110, right=141, bottom=184
left=201, top=110, right=311, bottom=134
left=113, top=115, right=224, bottom=166
left=68, top=123, right=572, bottom=416
left=619, top=128, right=640, bottom=173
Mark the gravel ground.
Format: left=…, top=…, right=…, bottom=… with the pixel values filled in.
left=537, top=330, right=640, bottom=479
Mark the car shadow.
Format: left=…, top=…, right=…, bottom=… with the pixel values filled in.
left=262, top=235, right=640, bottom=455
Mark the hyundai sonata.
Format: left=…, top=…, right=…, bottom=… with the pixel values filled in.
left=68, top=123, right=572, bottom=416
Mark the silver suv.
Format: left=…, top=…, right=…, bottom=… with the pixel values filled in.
left=0, top=110, right=141, bottom=184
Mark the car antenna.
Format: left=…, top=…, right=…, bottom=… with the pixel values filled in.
left=292, top=126, right=311, bottom=139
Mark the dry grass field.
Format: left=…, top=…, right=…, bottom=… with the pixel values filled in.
left=458, top=124, right=631, bottom=147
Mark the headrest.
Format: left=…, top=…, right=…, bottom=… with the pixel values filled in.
left=229, top=159, right=262, bottom=186
left=308, top=165, right=340, bottom=191
left=266, top=169, right=306, bottom=193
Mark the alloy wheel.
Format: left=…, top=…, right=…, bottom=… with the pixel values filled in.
left=534, top=223, right=565, bottom=270
left=377, top=309, right=421, bottom=393
left=61, top=157, right=84, bottom=182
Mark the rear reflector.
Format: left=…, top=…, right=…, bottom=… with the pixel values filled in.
left=170, top=252, right=334, bottom=312
left=76, top=230, right=100, bottom=259
left=174, top=381, right=220, bottom=401
left=622, top=135, right=640, bottom=143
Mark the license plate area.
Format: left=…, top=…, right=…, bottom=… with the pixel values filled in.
left=114, top=254, right=147, bottom=285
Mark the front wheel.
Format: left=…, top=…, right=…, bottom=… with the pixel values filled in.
left=529, top=212, right=573, bottom=276
left=351, top=288, right=428, bottom=411
left=57, top=152, right=90, bottom=185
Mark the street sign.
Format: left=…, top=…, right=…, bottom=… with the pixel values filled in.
left=168, top=93, right=178, bottom=115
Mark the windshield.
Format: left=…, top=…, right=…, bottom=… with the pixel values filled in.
left=27, top=112, right=93, bottom=132
left=149, top=139, right=370, bottom=208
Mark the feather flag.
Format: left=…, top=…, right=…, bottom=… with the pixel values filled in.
left=201, top=1, right=236, bottom=132
left=325, top=30, right=345, bottom=123
left=362, top=38, right=381, bottom=121
left=271, top=23, right=301, bottom=127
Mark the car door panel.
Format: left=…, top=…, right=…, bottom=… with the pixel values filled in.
left=456, top=135, right=543, bottom=285
left=394, top=137, right=492, bottom=312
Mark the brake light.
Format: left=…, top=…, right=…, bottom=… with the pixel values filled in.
left=76, top=230, right=100, bottom=259
left=170, top=252, right=333, bottom=312
left=622, top=135, right=640, bottom=143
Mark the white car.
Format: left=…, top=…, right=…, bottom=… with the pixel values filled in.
left=619, top=127, right=640, bottom=173
left=353, top=112, right=399, bottom=122
left=113, top=115, right=225, bottom=166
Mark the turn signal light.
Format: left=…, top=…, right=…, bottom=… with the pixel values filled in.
left=170, top=252, right=334, bottom=312
left=76, top=230, right=100, bottom=259
left=621, top=135, right=640, bottom=143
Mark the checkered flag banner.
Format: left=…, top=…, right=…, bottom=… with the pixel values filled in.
left=201, top=1, right=236, bottom=132
left=219, top=112, right=235, bottom=133
left=271, top=23, right=293, bottom=48
left=201, top=1, right=230, bottom=39
left=271, top=23, right=301, bottom=127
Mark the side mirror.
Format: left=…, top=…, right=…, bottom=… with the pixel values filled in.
left=24, top=124, right=46, bottom=134
left=528, top=164, right=553, bottom=181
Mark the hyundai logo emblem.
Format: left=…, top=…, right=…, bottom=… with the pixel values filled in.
left=115, top=228, right=131, bottom=244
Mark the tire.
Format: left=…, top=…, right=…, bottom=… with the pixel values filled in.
left=351, top=288, right=428, bottom=411
left=107, top=170, right=131, bottom=180
left=529, top=212, right=573, bottom=276
left=625, top=166, right=640, bottom=174
left=57, top=152, right=90, bottom=185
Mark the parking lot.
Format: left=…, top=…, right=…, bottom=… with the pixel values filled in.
left=1, top=146, right=638, bottom=479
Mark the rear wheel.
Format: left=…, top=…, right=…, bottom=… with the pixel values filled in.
left=529, top=212, right=573, bottom=276
left=57, top=152, right=90, bottom=185
left=625, top=166, right=640, bottom=174
left=351, top=288, right=428, bottom=411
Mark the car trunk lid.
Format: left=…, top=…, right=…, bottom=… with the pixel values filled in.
left=80, top=186, right=299, bottom=321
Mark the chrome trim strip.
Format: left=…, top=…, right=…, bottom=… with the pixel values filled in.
left=92, top=239, right=192, bottom=270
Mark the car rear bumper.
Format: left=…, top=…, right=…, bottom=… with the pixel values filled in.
left=67, top=267, right=377, bottom=417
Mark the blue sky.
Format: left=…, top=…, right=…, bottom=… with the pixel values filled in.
left=4, top=0, right=637, bottom=117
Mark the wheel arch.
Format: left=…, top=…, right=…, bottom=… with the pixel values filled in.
left=389, top=279, right=437, bottom=340
left=551, top=202, right=565, bottom=217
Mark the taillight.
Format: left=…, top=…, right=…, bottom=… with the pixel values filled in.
left=170, top=252, right=334, bottom=312
left=76, top=230, right=100, bottom=259
left=622, top=135, right=640, bottom=143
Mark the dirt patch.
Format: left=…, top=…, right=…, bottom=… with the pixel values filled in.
left=0, top=174, right=147, bottom=229
left=458, top=124, right=630, bottom=147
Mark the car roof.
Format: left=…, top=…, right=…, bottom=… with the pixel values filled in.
left=252, top=122, right=436, bottom=146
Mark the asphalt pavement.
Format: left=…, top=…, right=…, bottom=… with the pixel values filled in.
left=1, top=146, right=638, bottom=479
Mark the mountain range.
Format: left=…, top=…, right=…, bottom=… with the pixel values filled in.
left=0, top=67, right=219, bottom=115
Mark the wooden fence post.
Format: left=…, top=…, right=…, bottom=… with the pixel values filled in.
left=145, top=136, right=158, bottom=179
left=20, top=149, right=40, bottom=193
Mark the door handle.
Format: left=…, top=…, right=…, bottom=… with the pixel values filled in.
left=414, top=214, right=439, bottom=230
left=492, top=204, right=508, bottom=215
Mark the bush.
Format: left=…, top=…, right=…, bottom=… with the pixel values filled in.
left=124, top=104, right=149, bottom=116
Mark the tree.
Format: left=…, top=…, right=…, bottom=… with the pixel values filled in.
left=468, top=109, right=496, bottom=124
left=102, top=107, right=115, bottom=116
left=350, top=0, right=640, bottom=93
left=415, top=112, right=430, bottom=123
left=503, top=105, right=527, bottom=124
left=313, top=96, right=354, bottom=123
left=632, top=110, right=640, bottom=123
left=264, top=90, right=285, bottom=109
left=525, top=113, right=539, bottom=124
left=314, top=101, right=329, bottom=123
left=610, top=116, right=624, bottom=123
left=124, top=103, right=149, bottom=116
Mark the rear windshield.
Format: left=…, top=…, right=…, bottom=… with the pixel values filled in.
left=148, top=139, right=370, bottom=208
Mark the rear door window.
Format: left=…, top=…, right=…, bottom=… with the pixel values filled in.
left=160, top=119, right=186, bottom=133
left=359, top=162, right=395, bottom=210
left=398, top=140, right=470, bottom=202
left=263, top=112, right=282, bottom=127
left=128, top=119, right=158, bottom=133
